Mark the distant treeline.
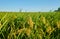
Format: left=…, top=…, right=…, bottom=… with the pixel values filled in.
left=54, top=7, right=60, bottom=12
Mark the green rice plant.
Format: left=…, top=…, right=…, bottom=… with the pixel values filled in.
left=0, top=12, right=60, bottom=39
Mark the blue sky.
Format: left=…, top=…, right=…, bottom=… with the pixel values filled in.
left=0, top=0, right=60, bottom=12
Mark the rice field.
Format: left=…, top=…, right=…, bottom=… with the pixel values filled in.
left=0, top=12, right=60, bottom=39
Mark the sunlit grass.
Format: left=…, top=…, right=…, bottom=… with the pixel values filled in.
left=0, top=12, right=60, bottom=39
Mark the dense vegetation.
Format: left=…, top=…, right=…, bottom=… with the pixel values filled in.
left=54, top=7, right=60, bottom=12
left=0, top=12, right=60, bottom=39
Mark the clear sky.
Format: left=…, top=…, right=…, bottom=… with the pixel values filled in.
left=0, top=0, right=60, bottom=12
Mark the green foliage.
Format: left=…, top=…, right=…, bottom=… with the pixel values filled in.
left=0, top=12, right=60, bottom=39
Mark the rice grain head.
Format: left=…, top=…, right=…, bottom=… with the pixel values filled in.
left=28, top=17, right=34, bottom=29
left=56, top=21, right=60, bottom=29
left=25, top=28, right=31, bottom=36
left=17, top=29, right=23, bottom=34
left=0, top=21, right=2, bottom=26
left=46, top=26, right=52, bottom=33
left=46, top=26, right=55, bottom=36
left=45, top=20, right=50, bottom=27
left=40, top=16, right=46, bottom=24
left=45, top=23, right=49, bottom=27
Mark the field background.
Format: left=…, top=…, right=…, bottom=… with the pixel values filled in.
left=0, top=12, right=60, bottom=39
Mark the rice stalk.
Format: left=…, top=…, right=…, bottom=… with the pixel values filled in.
left=27, top=17, right=34, bottom=29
